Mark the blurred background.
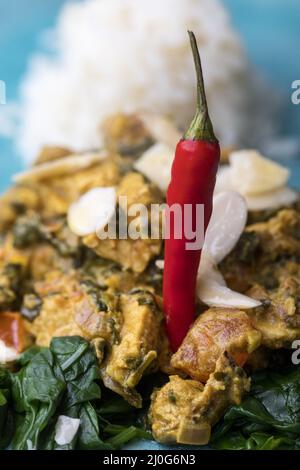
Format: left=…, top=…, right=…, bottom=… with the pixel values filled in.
left=0, top=0, right=299, bottom=192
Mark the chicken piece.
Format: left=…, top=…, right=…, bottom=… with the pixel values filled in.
left=9, top=215, right=80, bottom=280
left=221, top=209, right=300, bottom=293
left=117, top=172, right=162, bottom=210
left=83, top=235, right=161, bottom=274
left=0, top=186, right=40, bottom=232
left=12, top=215, right=80, bottom=257
left=29, top=244, right=75, bottom=280
left=27, top=271, right=120, bottom=346
left=247, top=209, right=300, bottom=262
left=31, top=158, right=121, bottom=218
left=83, top=172, right=162, bottom=273
left=102, top=113, right=154, bottom=157
left=103, top=290, right=163, bottom=391
left=171, top=308, right=261, bottom=383
left=26, top=272, right=82, bottom=346
left=73, top=279, right=121, bottom=342
left=35, top=146, right=71, bottom=165
left=80, top=256, right=139, bottom=293
left=150, top=352, right=250, bottom=445
left=247, top=277, right=300, bottom=349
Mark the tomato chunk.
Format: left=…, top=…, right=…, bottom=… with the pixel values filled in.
left=0, top=312, right=25, bottom=352
left=232, top=351, right=250, bottom=367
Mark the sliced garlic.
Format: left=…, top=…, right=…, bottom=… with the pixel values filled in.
left=198, top=250, right=226, bottom=286
left=229, top=149, right=289, bottom=196
left=151, top=192, right=259, bottom=309
left=13, top=151, right=108, bottom=183
left=155, top=259, right=164, bottom=270
left=68, top=187, right=116, bottom=236
left=197, top=278, right=261, bottom=309
left=204, top=191, right=247, bottom=264
left=214, top=165, right=234, bottom=194
left=139, top=112, right=181, bottom=149
left=0, top=339, right=19, bottom=363
left=246, top=186, right=298, bottom=211
left=134, top=142, right=174, bottom=192
left=54, top=415, right=80, bottom=446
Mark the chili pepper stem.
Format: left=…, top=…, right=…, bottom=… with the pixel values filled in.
left=184, top=31, right=217, bottom=142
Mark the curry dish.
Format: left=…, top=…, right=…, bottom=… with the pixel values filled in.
left=1, top=113, right=300, bottom=450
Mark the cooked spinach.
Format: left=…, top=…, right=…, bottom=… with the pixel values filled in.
left=0, top=336, right=151, bottom=450
left=212, top=366, right=300, bottom=450
left=0, top=369, right=12, bottom=449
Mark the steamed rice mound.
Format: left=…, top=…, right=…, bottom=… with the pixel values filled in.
left=19, top=0, right=274, bottom=162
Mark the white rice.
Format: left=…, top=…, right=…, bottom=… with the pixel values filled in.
left=17, top=0, right=276, bottom=163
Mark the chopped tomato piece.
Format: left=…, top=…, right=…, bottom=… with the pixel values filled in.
left=0, top=312, right=25, bottom=352
left=232, top=351, right=249, bottom=367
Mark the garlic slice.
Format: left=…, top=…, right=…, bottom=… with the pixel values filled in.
left=204, top=191, right=247, bottom=264
left=197, top=250, right=260, bottom=309
left=13, top=151, right=108, bottom=183
left=155, top=259, right=165, bottom=270
left=134, top=142, right=174, bottom=191
left=214, top=165, right=233, bottom=193
left=246, top=186, right=298, bottom=211
left=197, top=278, right=261, bottom=309
left=54, top=415, right=80, bottom=446
left=139, top=112, right=181, bottom=149
left=215, top=150, right=297, bottom=211
left=0, top=339, right=19, bottom=364
left=68, top=187, right=116, bottom=236
left=230, top=149, right=289, bottom=196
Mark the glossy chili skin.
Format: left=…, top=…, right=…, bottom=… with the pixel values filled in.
left=163, top=139, right=220, bottom=351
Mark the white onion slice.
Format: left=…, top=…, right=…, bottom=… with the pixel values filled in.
left=13, top=151, right=108, bottom=183
left=204, top=191, right=247, bottom=264
left=0, top=339, right=19, bottom=364
left=245, top=187, right=298, bottom=211
left=54, top=416, right=80, bottom=446
left=68, top=187, right=116, bottom=236
left=134, top=142, right=174, bottom=191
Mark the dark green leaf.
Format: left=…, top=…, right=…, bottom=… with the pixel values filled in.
left=212, top=366, right=300, bottom=450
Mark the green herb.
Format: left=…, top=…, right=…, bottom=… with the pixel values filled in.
left=105, top=425, right=152, bottom=449
left=212, top=366, right=300, bottom=450
left=0, top=336, right=151, bottom=451
left=0, top=369, right=12, bottom=449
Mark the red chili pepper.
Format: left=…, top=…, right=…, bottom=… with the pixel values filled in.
left=163, top=31, right=220, bottom=352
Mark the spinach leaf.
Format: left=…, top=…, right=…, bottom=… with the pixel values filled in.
left=50, top=336, right=101, bottom=408
left=0, top=368, right=13, bottom=448
left=212, top=366, right=300, bottom=450
left=1, top=336, right=152, bottom=450
left=18, top=345, right=44, bottom=366
left=10, top=348, right=65, bottom=450
left=77, top=402, right=112, bottom=450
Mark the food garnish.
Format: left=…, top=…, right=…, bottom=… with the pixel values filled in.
left=216, top=149, right=298, bottom=210
left=163, top=31, right=220, bottom=351
left=67, top=187, right=117, bottom=236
